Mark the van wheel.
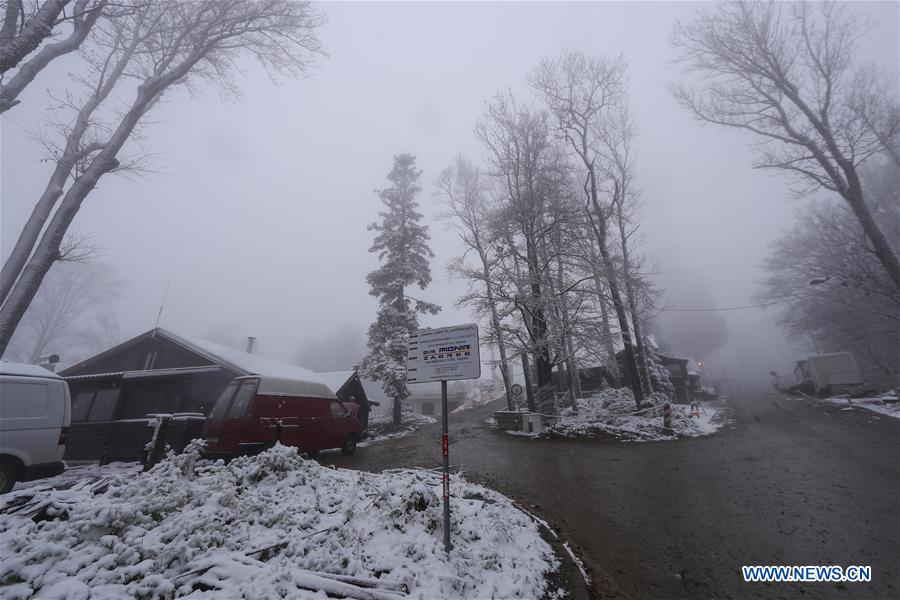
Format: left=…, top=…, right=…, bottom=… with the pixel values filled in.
left=341, top=435, right=358, bottom=456
left=0, top=461, right=17, bottom=495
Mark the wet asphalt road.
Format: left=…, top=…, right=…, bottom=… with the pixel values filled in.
left=323, top=394, right=899, bottom=600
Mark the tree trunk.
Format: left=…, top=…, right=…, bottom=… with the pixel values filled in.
left=0, top=0, right=104, bottom=114
left=393, top=284, right=405, bottom=427
left=586, top=191, right=644, bottom=408
left=392, top=394, right=402, bottom=428
left=496, top=344, right=513, bottom=411
left=524, top=237, right=553, bottom=389
left=566, top=333, right=583, bottom=399
left=479, top=248, right=513, bottom=410
left=632, top=322, right=652, bottom=395
left=845, top=175, right=900, bottom=290
left=0, top=76, right=160, bottom=353
left=592, top=266, right=619, bottom=381
left=521, top=351, right=536, bottom=412
left=0, top=1, right=22, bottom=50
left=613, top=193, right=654, bottom=395
left=1, top=159, right=76, bottom=307
left=0, top=155, right=118, bottom=356
left=2, top=13, right=130, bottom=306
left=0, top=0, right=68, bottom=74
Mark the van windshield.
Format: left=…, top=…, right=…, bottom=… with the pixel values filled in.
left=226, top=380, right=258, bottom=418
left=209, top=382, right=237, bottom=420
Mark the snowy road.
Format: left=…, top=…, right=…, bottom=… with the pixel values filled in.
left=322, top=394, right=900, bottom=599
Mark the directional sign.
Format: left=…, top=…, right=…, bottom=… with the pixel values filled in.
left=406, top=323, right=481, bottom=384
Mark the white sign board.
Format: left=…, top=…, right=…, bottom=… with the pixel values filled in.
left=407, top=323, right=481, bottom=384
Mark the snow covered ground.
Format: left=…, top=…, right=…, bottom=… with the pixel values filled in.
left=538, top=388, right=729, bottom=442
left=361, top=412, right=437, bottom=447
left=817, top=391, right=900, bottom=421
left=1, top=444, right=557, bottom=599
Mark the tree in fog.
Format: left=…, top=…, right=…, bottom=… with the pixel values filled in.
left=475, top=93, right=562, bottom=396
left=672, top=0, right=900, bottom=289
left=529, top=49, right=646, bottom=408
left=436, top=156, right=515, bottom=410
left=0, top=0, right=107, bottom=113
left=360, top=154, right=440, bottom=427
left=0, top=0, right=326, bottom=356
left=759, top=155, right=899, bottom=386
left=4, top=260, right=120, bottom=364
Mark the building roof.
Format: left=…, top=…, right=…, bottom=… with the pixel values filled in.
left=60, top=328, right=362, bottom=400
left=167, top=330, right=317, bottom=380
left=301, top=371, right=356, bottom=396
left=0, top=361, right=62, bottom=379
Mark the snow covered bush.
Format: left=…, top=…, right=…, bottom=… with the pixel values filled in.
left=542, top=387, right=726, bottom=442
left=0, top=445, right=556, bottom=599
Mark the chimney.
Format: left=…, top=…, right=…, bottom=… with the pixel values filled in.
left=246, top=337, right=256, bottom=354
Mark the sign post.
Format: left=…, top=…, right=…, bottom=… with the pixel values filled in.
left=407, top=323, right=480, bottom=554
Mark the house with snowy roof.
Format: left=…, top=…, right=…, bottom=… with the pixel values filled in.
left=59, top=328, right=373, bottom=463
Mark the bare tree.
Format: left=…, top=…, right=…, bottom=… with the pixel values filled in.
left=759, top=156, right=899, bottom=386
left=3, top=260, right=121, bottom=363
left=0, top=0, right=326, bottom=356
left=1, top=0, right=107, bottom=113
left=672, top=0, right=900, bottom=289
left=436, top=155, right=515, bottom=410
left=599, top=105, right=655, bottom=394
left=475, top=93, right=561, bottom=393
left=529, top=49, right=646, bottom=408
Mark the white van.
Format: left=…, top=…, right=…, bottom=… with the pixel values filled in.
left=0, top=362, right=71, bottom=493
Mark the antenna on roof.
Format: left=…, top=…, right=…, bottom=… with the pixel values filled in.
left=154, top=279, right=172, bottom=330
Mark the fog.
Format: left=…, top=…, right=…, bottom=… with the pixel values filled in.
left=2, top=1, right=897, bottom=383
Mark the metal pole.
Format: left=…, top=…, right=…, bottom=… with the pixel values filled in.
left=441, top=379, right=451, bottom=553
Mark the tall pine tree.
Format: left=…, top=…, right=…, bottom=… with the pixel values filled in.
left=361, top=154, right=440, bottom=426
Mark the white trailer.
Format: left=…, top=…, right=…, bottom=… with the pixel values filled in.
left=795, top=352, right=863, bottom=394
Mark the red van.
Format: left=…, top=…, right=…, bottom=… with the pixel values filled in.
left=201, top=375, right=363, bottom=458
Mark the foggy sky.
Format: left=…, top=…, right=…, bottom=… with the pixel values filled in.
left=2, top=1, right=898, bottom=382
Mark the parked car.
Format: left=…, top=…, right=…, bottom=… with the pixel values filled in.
left=0, top=362, right=71, bottom=494
left=202, top=375, right=364, bottom=459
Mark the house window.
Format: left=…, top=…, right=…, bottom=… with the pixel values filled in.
left=71, top=391, right=95, bottom=422
left=87, top=389, right=120, bottom=422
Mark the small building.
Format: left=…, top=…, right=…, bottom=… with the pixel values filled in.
left=794, top=352, right=863, bottom=395
left=363, top=379, right=465, bottom=417
left=615, top=350, right=699, bottom=404
left=59, top=328, right=373, bottom=463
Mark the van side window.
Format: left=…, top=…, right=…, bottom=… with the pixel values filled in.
left=0, top=382, right=49, bottom=418
left=71, top=391, right=95, bottom=422
left=87, top=389, right=120, bottom=422
left=226, top=380, right=258, bottom=418
left=210, top=382, right=238, bottom=419
left=330, top=400, right=346, bottom=418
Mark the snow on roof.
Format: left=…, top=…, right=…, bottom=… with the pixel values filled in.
left=301, top=371, right=355, bottom=394
left=0, top=361, right=62, bottom=379
left=162, top=329, right=315, bottom=379
left=159, top=329, right=355, bottom=396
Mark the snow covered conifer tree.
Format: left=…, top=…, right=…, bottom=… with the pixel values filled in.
left=361, top=154, right=440, bottom=427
